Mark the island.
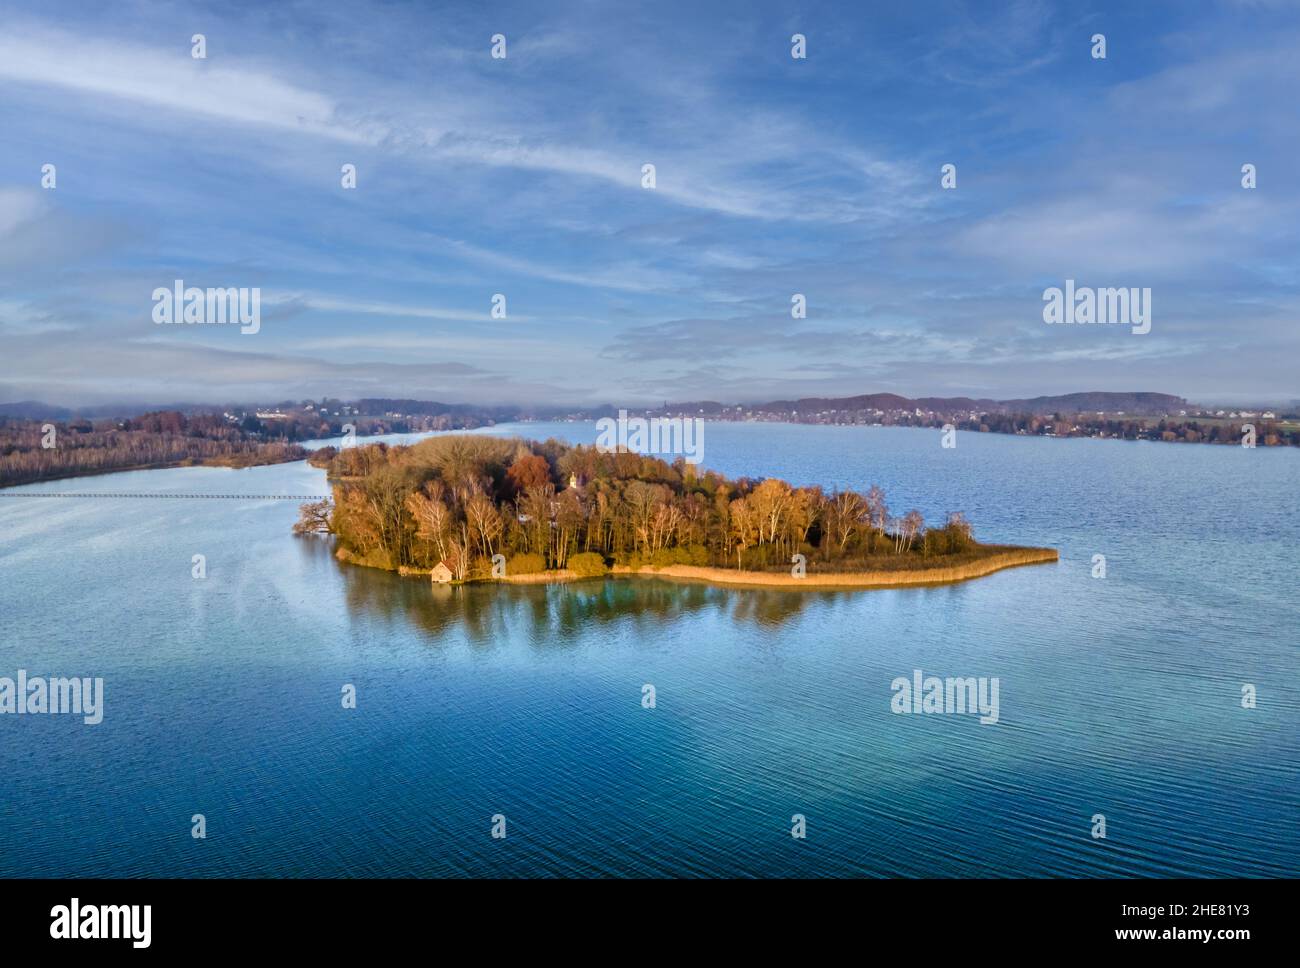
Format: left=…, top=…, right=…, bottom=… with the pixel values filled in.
left=295, top=434, right=1057, bottom=589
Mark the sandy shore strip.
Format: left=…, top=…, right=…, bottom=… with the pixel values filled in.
left=611, top=548, right=1058, bottom=589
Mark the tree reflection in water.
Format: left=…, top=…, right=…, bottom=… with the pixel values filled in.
left=296, top=534, right=849, bottom=646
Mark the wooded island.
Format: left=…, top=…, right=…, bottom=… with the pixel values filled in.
left=296, top=435, right=1056, bottom=589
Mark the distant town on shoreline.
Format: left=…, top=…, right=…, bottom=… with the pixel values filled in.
left=2, top=389, right=1298, bottom=489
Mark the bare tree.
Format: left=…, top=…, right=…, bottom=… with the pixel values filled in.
left=406, top=486, right=453, bottom=564
left=865, top=485, right=888, bottom=534
left=445, top=523, right=472, bottom=581
left=465, top=492, right=503, bottom=558
left=826, top=491, right=865, bottom=552
left=899, top=509, right=925, bottom=553
left=293, top=499, right=334, bottom=534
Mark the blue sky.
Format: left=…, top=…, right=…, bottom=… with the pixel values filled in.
left=1, top=0, right=1297, bottom=407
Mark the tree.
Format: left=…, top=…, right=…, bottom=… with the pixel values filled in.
left=865, top=485, right=888, bottom=534
left=517, top=483, right=555, bottom=559
left=624, top=480, right=664, bottom=554
left=465, top=492, right=504, bottom=558
left=405, top=483, right=452, bottom=564
left=507, top=453, right=551, bottom=493
left=826, top=490, right=866, bottom=552
left=293, top=499, right=333, bottom=534
left=897, top=509, right=924, bottom=554
left=728, top=497, right=759, bottom=568
left=749, top=478, right=794, bottom=560
left=553, top=489, right=586, bottom=567
left=445, top=523, right=472, bottom=581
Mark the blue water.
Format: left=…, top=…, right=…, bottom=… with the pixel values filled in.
left=0, top=423, right=1296, bottom=877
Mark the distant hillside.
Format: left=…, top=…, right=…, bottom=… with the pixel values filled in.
left=0, top=400, right=217, bottom=420
left=0, top=401, right=74, bottom=420
left=703, top=391, right=1189, bottom=417
left=995, top=392, right=1187, bottom=415
left=753, top=393, right=997, bottom=413
left=354, top=398, right=470, bottom=414
left=352, top=398, right=531, bottom=421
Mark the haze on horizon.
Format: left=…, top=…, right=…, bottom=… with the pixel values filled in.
left=2, top=0, right=1298, bottom=409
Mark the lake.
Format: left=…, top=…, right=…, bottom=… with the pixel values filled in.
left=1, top=422, right=1296, bottom=877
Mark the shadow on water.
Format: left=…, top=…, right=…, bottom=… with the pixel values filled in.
left=294, top=534, right=852, bottom=643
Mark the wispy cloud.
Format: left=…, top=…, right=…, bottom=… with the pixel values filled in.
left=1, top=1, right=1297, bottom=406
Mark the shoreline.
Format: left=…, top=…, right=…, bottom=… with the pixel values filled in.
left=0, top=453, right=307, bottom=490
left=0, top=426, right=439, bottom=490
left=8, top=414, right=1299, bottom=492
left=615, top=548, right=1058, bottom=588
left=394, top=546, right=1059, bottom=590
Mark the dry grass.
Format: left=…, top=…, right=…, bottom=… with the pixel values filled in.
left=619, top=546, right=1058, bottom=589
left=497, top=569, right=579, bottom=584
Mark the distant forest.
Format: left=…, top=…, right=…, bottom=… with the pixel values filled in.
left=0, top=412, right=306, bottom=488
left=298, top=434, right=990, bottom=579
left=944, top=413, right=1300, bottom=446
